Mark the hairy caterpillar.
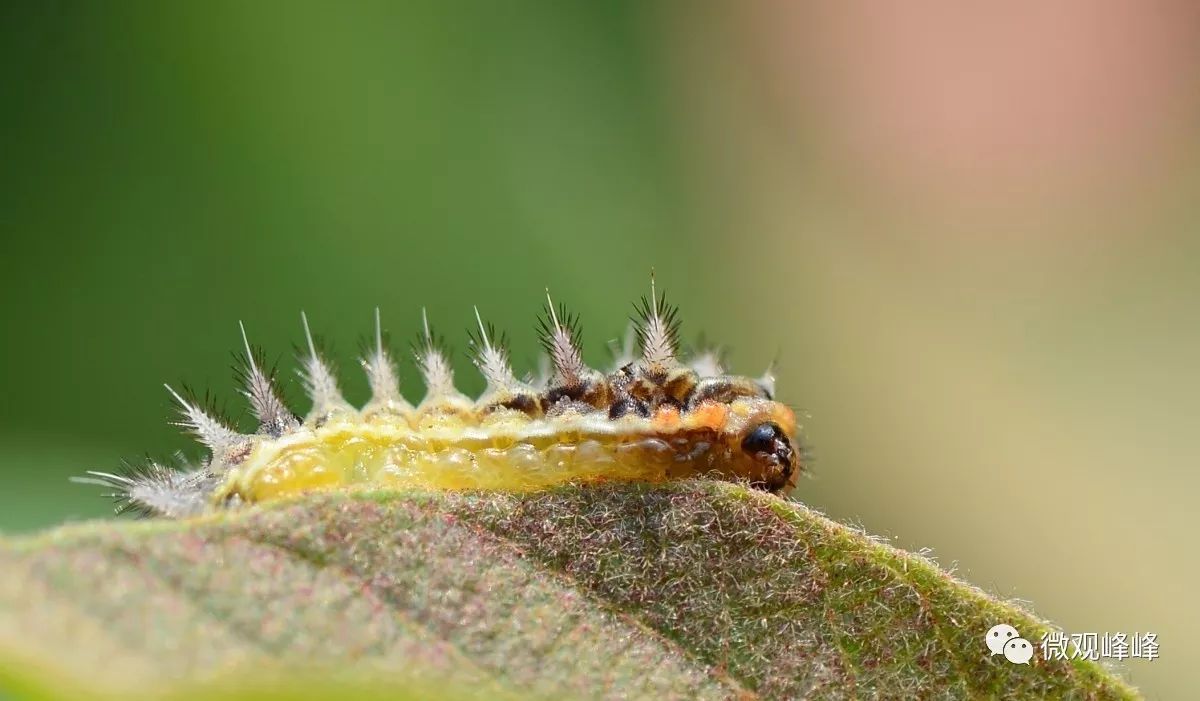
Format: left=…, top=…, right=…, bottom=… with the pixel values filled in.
left=78, top=279, right=803, bottom=518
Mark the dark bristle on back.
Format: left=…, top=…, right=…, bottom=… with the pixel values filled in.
left=466, top=318, right=508, bottom=365
left=536, top=303, right=581, bottom=356
left=171, top=383, right=232, bottom=428
left=413, top=323, right=446, bottom=357
left=538, top=294, right=592, bottom=389
left=633, top=295, right=680, bottom=345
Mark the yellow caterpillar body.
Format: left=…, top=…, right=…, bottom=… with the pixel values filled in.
left=79, top=279, right=803, bottom=518
left=222, top=396, right=797, bottom=505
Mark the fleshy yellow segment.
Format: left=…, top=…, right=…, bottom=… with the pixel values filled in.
left=220, top=420, right=740, bottom=506
left=214, top=398, right=798, bottom=506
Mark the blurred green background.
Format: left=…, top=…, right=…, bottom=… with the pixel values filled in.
left=1, top=2, right=1197, bottom=697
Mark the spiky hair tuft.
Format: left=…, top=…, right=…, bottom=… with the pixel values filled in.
left=163, top=383, right=241, bottom=453
left=412, top=309, right=458, bottom=400
left=298, top=312, right=353, bottom=419
left=467, top=307, right=519, bottom=391
left=537, top=292, right=588, bottom=386
left=607, top=323, right=637, bottom=372
left=632, top=276, right=681, bottom=368
left=235, top=323, right=299, bottom=437
left=73, top=460, right=216, bottom=519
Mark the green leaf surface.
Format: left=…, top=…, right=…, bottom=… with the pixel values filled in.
left=0, top=482, right=1137, bottom=700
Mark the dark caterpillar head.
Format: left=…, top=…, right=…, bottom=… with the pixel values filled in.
left=740, top=421, right=798, bottom=492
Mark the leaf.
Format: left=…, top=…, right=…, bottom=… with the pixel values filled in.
left=0, top=482, right=1138, bottom=700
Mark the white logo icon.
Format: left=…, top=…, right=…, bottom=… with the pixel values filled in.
left=986, top=624, right=1020, bottom=655
left=987, top=624, right=1033, bottom=664
left=1003, top=637, right=1034, bottom=664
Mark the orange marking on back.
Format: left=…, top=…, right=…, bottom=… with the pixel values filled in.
left=688, top=402, right=729, bottom=431
left=651, top=405, right=682, bottom=430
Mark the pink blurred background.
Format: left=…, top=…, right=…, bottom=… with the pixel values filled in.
left=662, top=2, right=1200, bottom=696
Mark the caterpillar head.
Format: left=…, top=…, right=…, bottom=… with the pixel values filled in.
left=738, top=416, right=799, bottom=493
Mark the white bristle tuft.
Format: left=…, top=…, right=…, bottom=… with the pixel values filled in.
left=299, top=312, right=352, bottom=420
left=360, top=308, right=412, bottom=415
left=163, top=384, right=243, bottom=453
left=633, top=274, right=681, bottom=369
left=414, top=308, right=459, bottom=399
left=607, top=323, right=637, bottom=372
left=469, top=306, right=516, bottom=390
left=527, top=353, right=553, bottom=391
left=539, top=291, right=588, bottom=386
left=238, top=321, right=298, bottom=437
left=757, top=361, right=777, bottom=399
left=73, top=465, right=214, bottom=518
left=689, top=348, right=726, bottom=378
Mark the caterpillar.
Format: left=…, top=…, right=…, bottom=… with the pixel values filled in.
left=77, top=279, right=803, bottom=518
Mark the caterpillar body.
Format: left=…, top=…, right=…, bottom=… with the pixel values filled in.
left=79, top=280, right=803, bottom=518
